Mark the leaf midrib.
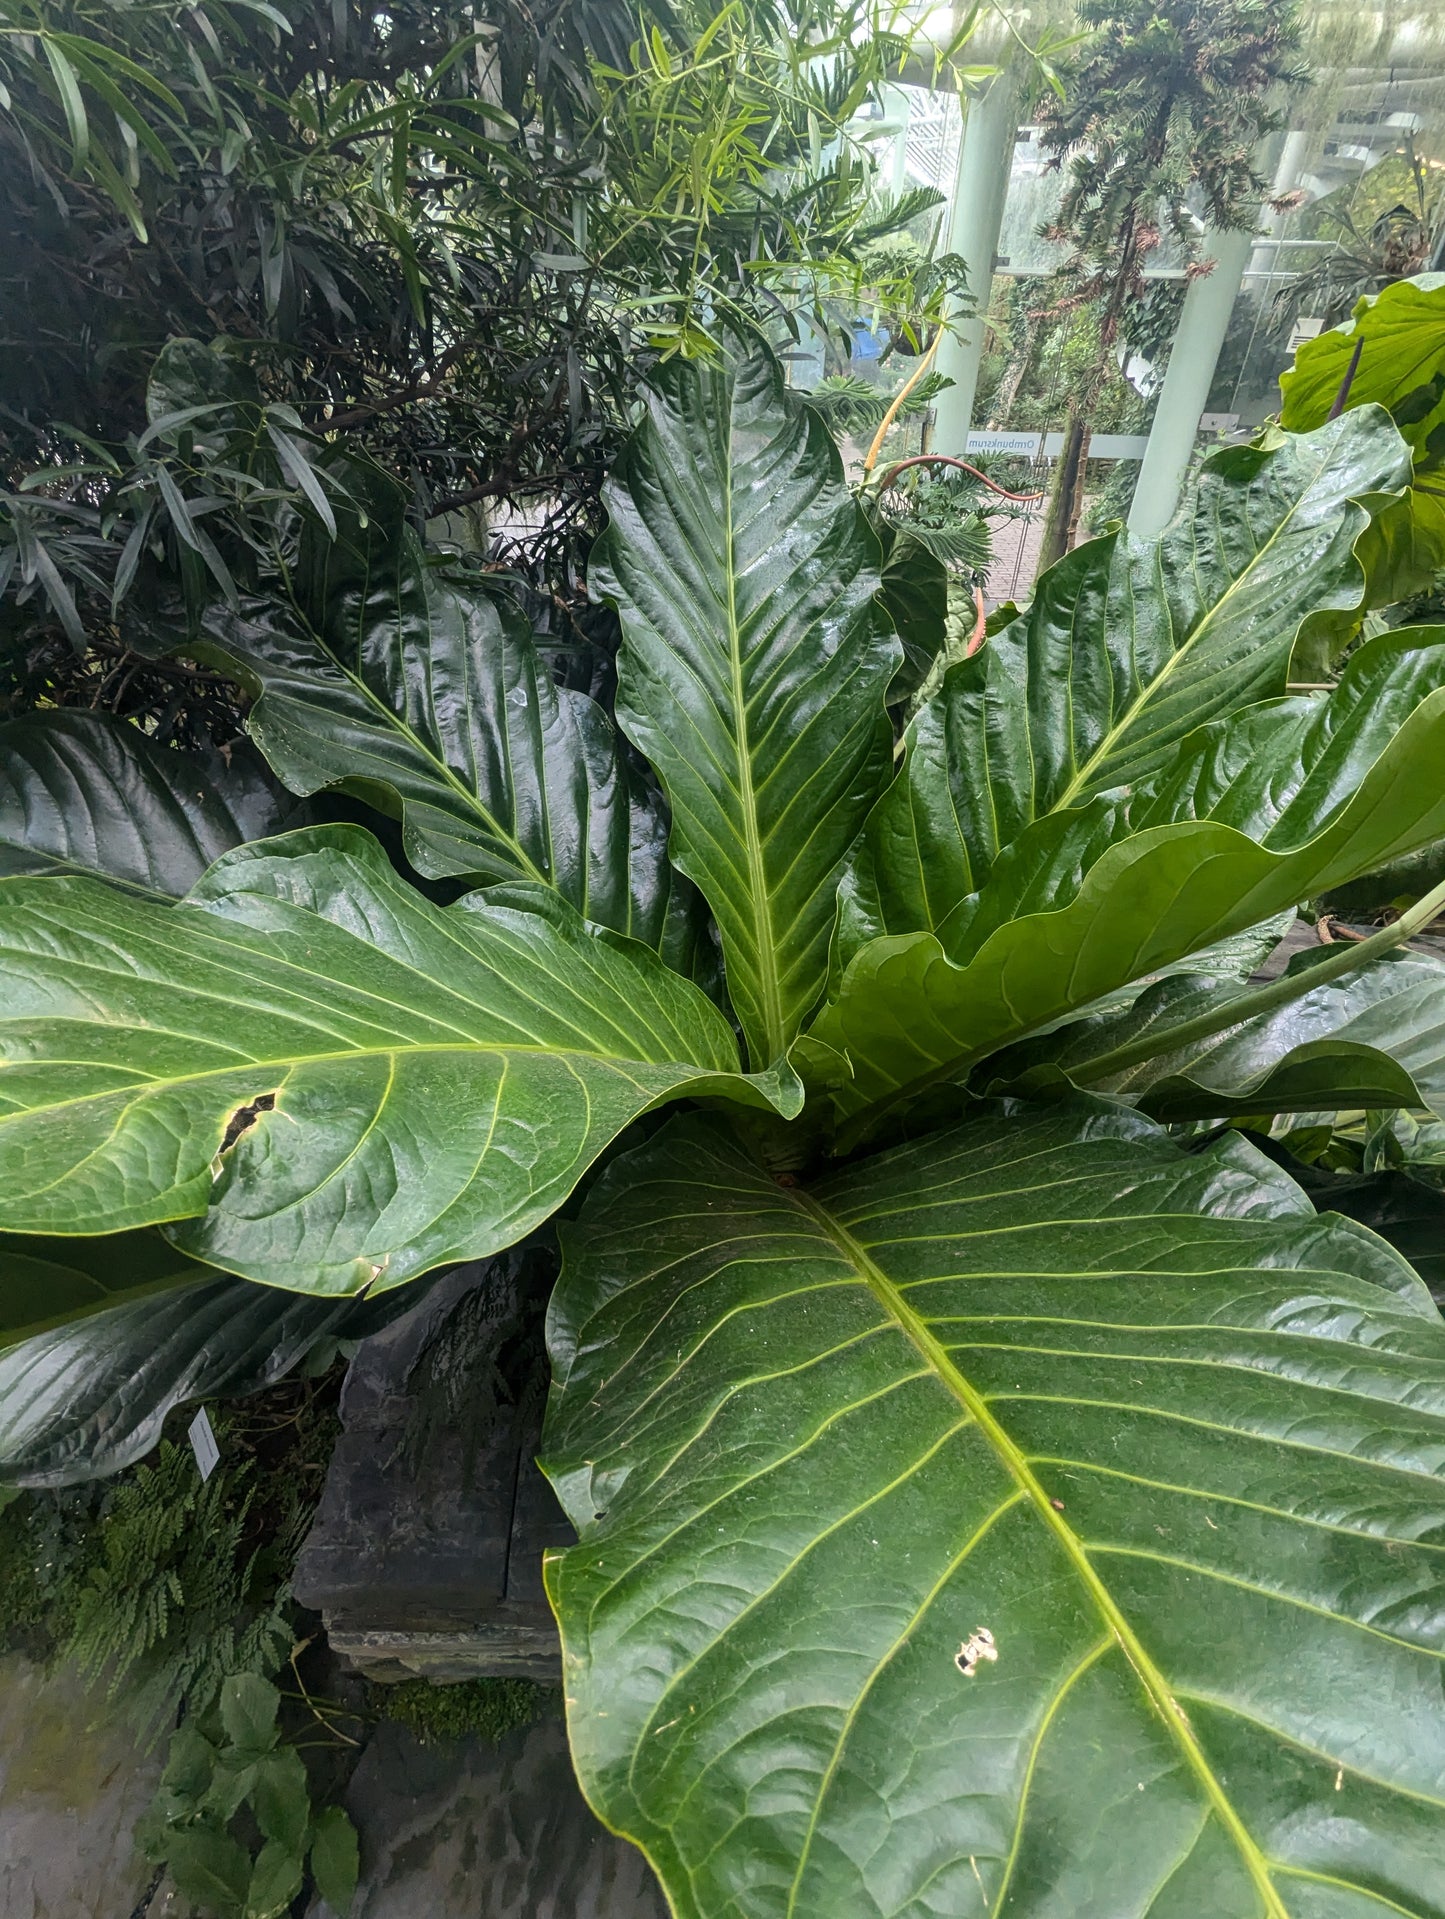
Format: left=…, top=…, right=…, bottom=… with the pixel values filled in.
left=1054, top=437, right=1339, bottom=811
left=269, top=610, right=552, bottom=888
left=0, top=1042, right=696, bottom=1120
left=793, top=1187, right=1291, bottom=1919
left=721, top=420, right=785, bottom=1066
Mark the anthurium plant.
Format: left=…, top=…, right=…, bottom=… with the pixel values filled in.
left=2, top=351, right=1444, bottom=1915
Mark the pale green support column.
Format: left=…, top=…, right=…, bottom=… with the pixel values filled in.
left=931, top=69, right=1020, bottom=456
left=880, top=84, right=912, bottom=196
left=1126, top=225, right=1253, bottom=538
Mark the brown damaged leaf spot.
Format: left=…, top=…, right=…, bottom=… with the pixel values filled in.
left=219, top=1091, right=277, bottom=1155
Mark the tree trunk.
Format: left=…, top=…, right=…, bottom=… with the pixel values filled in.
left=1036, top=405, right=1090, bottom=573
left=990, top=311, right=1036, bottom=424
left=1062, top=417, right=1093, bottom=551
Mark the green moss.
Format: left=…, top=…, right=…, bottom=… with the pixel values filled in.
left=370, top=1676, right=559, bottom=1746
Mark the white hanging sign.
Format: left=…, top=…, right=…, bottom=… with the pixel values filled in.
left=188, top=1407, right=220, bottom=1482
left=965, top=430, right=1043, bottom=457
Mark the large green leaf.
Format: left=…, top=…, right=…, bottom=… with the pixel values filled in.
left=1280, top=279, right=1445, bottom=609
left=1280, top=274, right=1445, bottom=454
left=308, top=1805, right=360, bottom=1917
left=1355, top=486, right=1445, bottom=607
left=0, top=1227, right=212, bottom=1348
left=245, top=1840, right=305, bottom=1919
left=543, top=1106, right=1445, bottom=1919
left=0, top=1250, right=413, bottom=1486
left=165, top=1829, right=253, bottom=1916
left=592, top=352, right=900, bottom=1066
left=806, top=629, right=1445, bottom=1125
left=836, top=412, right=1408, bottom=960
left=0, top=710, right=294, bottom=897
left=1325, top=832, right=1445, bottom=918
left=1281, top=1161, right=1445, bottom=1304
left=992, top=948, right=1445, bottom=1122
left=0, top=824, right=794, bottom=1291
left=192, top=547, right=707, bottom=968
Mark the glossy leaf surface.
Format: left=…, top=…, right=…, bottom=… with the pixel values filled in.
left=1031, top=912, right=1298, bottom=1034
left=1283, top=1161, right=1445, bottom=1304
left=0, top=825, right=793, bottom=1290
left=1280, top=279, right=1445, bottom=609
left=998, top=948, right=1445, bottom=1122
left=593, top=352, right=899, bottom=1065
left=0, top=710, right=293, bottom=897
left=196, top=556, right=705, bottom=964
left=1356, top=486, right=1445, bottom=607
left=0, top=1255, right=412, bottom=1486
left=1364, top=1110, right=1445, bottom=1179
left=875, top=524, right=947, bottom=705
left=808, top=630, right=1445, bottom=1122
left=838, top=412, right=1407, bottom=958
left=543, top=1107, right=1445, bottom=1919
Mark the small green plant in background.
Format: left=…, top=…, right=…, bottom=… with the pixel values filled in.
left=61, top=1433, right=294, bottom=1739
left=800, top=370, right=947, bottom=442
left=138, top=1672, right=359, bottom=1919
left=872, top=464, right=1002, bottom=575
left=0, top=1475, right=97, bottom=1658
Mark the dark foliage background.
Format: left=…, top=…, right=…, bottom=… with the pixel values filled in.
left=0, top=0, right=956, bottom=734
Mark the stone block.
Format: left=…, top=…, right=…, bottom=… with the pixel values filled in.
left=294, top=1256, right=571, bottom=1681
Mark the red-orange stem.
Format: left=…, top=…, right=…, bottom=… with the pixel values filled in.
left=966, top=584, right=988, bottom=657
left=875, top=454, right=1045, bottom=503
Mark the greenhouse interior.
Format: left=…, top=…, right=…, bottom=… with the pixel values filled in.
left=4, top=1, right=1445, bottom=1916
left=812, top=4, right=1445, bottom=593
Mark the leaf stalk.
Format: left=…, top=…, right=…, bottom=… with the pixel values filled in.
left=1071, top=875, right=1445, bottom=1088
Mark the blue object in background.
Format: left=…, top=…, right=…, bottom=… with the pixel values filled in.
left=851, top=319, right=889, bottom=361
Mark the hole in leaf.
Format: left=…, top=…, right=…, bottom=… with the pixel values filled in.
left=954, top=1627, right=998, bottom=1677
left=220, top=1092, right=277, bottom=1154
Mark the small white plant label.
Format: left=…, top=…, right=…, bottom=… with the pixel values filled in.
left=187, top=1406, right=220, bottom=1482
